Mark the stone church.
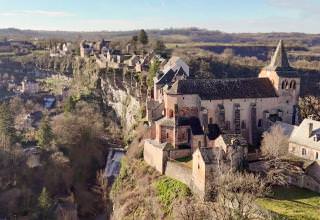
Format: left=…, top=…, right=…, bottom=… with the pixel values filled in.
left=147, top=40, right=300, bottom=148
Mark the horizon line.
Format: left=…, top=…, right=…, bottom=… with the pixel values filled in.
left=0, top=27, right=319, bottom=35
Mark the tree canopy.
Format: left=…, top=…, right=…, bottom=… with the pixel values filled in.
left=139, top=29, right=149, bottom=45
left=36, top=116, right=53, bottom=148
left=0, top=103, right=16, bottom=149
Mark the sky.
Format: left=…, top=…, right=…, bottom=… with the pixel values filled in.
left=0, top=0, right=319, bottom=33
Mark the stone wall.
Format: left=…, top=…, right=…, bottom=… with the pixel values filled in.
left=144, top=140, right=168, bottom=174
left=168, top=149, right=192, bottom=160
left=306, top=162, right=320, bottom=183
left=288, top=174, right=320, bottom=193
left=165, top=161, right=192, bottom=187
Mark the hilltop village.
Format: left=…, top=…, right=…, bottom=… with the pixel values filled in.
left=1, top=30, right=320, bottom=219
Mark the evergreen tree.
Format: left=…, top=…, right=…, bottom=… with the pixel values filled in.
left=38, top=187, right=52, bottom=219
left=132, top=35, right=138, bottom=43
left=138, top=29, right=149, bottom=45
left=36, top=117, right=53, bottom=148
left=0, top=103, right=15, bottom=149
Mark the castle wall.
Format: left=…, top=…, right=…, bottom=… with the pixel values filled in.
left=168, top=149, right=192, bottom=160
left=165, top=161, right=192, bottom=187
left=143, top=140, right=168, bottom=174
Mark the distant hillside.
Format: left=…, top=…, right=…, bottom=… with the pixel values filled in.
left=1, top=28, right=320, bottom=46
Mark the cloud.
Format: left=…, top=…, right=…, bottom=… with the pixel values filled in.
left=266, top=0, right=320, bottom=16
left=0, top=10, right=75, bottom=17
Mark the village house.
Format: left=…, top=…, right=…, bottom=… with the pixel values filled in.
left=80, top=39, right=110, bottom=58
left=50, top=42, right=71, bottom=57
left=21, top=79, right=39, bottom=94
left=289, top=118, right=320, bottom=161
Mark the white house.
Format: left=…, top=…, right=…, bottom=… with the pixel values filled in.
left=289, top=119, right=320, bottom=161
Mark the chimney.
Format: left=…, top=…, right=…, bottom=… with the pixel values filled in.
left=309, top=123, right=313, bottom=138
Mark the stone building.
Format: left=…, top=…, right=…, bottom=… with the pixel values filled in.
left=21, top=79, right=39, bottom=94
left=144, top=40, right=301, bottom=198
left=148, top=40, right=300, bottom=148
left=289, top=118, right=320, bottom=161
left=80, top=39, right=110, bottom=57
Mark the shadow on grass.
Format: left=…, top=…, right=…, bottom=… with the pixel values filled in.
left=271, top=186, right=320, bottom=202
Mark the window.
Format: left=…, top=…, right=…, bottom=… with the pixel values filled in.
left=258, top=119, right=263, bottom=128
left=290, top=80, right=296, bottom=89
left=282, top=80, right=289, bottom=90
left=198, top=141, right=201, bottom=148
left=241, top=120, right=246, bottom=129
left=209, top=117, right=213, bottom=124
left=302, top=148, right=307, bottom=156
left=169, top=109, right=174, bottom=118
left=316, top=152, right=319, bottom=160
left=291, top=147, right=295, bottom=153
left=166, top=133, right=169, bottom=139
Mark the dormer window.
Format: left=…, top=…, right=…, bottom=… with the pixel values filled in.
left=314, top=133, right=320, bottom=142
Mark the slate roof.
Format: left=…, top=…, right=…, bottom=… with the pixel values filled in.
left=207, top=124, right=221, bottom=140
left=156, top=67, right=187, bottom=85
left=157, top=117, right=175, bottom=127
left=273, top=121, right=298, bottom=138
left=264, top=40, right=298, bottom=77
left=167, top=78, right=278, bottom=100
left=177, top=117, right=204, bottom=135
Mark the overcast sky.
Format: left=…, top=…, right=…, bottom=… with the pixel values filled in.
left=0, top=0, right=319, bottom=33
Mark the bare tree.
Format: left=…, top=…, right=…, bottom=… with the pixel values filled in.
left=92, top=170, right=111, bottom=213
left=299, top=96, right=320, bottom=121
left=211, top=171, right=269, bottom=220
left=261, top=124, right=289, bottom=159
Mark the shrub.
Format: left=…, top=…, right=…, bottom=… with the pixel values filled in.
left=154, top=177, right=191, bottom=213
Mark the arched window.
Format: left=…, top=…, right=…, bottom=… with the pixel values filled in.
left=169, top=109, right=174, bottom=118
left=290, top=80, right=296, bottom=89
left=282, top=80, right=288, bottom=90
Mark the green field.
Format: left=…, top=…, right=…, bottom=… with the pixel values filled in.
left=257, top=186, right=320, bottom=220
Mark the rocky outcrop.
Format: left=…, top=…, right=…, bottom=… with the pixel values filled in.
left=100, top=72, right=143, bottom=137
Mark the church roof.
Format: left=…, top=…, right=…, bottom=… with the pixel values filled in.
left=264, top=40, right=298, bottom=77
left=167, top=78, right=278, bottom=100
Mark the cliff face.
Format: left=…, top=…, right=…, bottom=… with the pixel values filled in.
left=100, top=72, right=143, bottom=139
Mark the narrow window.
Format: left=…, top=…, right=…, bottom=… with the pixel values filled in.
left=302, top=148, right=307, bottom=156
left=241, top=120, right=246, bottom=129
left=198, top=141, right=201, bottom=148
left=316, top=152, right=319, bottom=160
left=166, top=133, right=169, bottom=139
left=258, top=119, right=263, bottom=127
left=209, top=117, right=213, bottom=124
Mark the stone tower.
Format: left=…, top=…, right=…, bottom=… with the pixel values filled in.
left=259, top=40, right=300, bottom=124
